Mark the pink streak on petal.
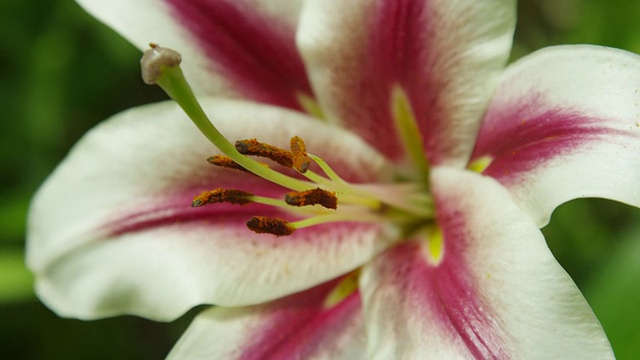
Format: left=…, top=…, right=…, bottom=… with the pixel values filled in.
left=472, top=94, right=626, bottom=183
left=239, top=280, right=361, bottom=360
left=106, top=201, right=258, bottom=237
left=101, top=184, right=382, bottom=248
left=382, top=242, right=508, bottom=359
left=339, top=0, right=445, bottom=162
left=378, top=197, right=510, bottom=358
left=101, top=183, right=290, bottom=237
left=165, top=0, right=313, bottom=110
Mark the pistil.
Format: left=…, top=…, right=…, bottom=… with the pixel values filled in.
left=142, top=44, right=435, bottom=237
left=141, top=44, right=310, bottom=192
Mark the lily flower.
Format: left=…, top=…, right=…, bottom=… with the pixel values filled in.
left=27, top=0, right=640, bottom=358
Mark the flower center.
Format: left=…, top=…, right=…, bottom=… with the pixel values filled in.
left=195, top=133, right=434, bottom=236
left=141, top=44, right=435, bottom=239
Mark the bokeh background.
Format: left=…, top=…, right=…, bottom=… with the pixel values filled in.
left=1, top=0, right=639, bottom=358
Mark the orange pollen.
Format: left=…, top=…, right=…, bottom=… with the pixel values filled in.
left=246, top=216, right=295, bottom=236
left=290, top=136, right=310, bottom=173
left=235, top=139, right=293, bottom=168
left=285, top=188, right=338, bottom=210
left=207, top=155, right=250, bottom=172
left=207, top=155, right=269, bottom=173
left=192, top=188, right=254, bottom=207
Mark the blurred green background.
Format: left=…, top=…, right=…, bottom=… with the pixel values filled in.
left=1, top=0, right=639, bottom=358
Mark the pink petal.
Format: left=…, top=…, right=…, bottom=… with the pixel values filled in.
left=471, top=45, right=640, bottom=226
left=27, top=98, right=394, bottom=321
left=77, top=0, right=311, bottom=110
left=297, top=0, right=515, bottom=165
left=359, top=167, right=613, bottom=358
left=168, top=279, right=365, bottom=359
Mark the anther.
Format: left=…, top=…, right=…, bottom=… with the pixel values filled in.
left=290, top=136, right=311, bottom=173
left=192, top=189, right=254, bottom=207
left=140, top=43, right=182, bottom=85
left=285, top=188, right=338, bottom=210
left=246, top=216, right=295, bottom=236
left=235, top=139, right=293, bottom=168
left=207, top=155, right=251, bottom=172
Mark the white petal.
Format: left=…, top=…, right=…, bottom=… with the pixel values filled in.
left=360, top=167, right=613, bottom=359
left=76, top=0, right=312, bottom=109
left=168, top=280, right=365, bottom=359
left=27, top=98, right=395, bottom=321
left=297, top=0, right=515, bottom=165
left=471, top=45, right=640, bottom=226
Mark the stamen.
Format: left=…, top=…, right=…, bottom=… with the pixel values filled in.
left=290, top=136, right=310, bottom=173
left=235, top=139, right=293, bottom=168
left=207, top=155, right=251, bottom=172
left=246, top=216, right=295, bottom=236
left=192, top=189, right=254, bottom=207
left=291, top=212, right=382, bottom=229
left=307, top=153, right=348, bottom=186
left=285, top=188, right=338, bottom=209
left=207, top=155, right=271, bottom=174
left=234, top=137, right=333, bottom=187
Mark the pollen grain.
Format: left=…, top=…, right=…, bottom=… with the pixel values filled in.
left=285, top=188, right=338, bottom=210
left=192, top=189, right=254, bottom=207
left=235, top=139, right=293, bottom=168
left=290, top=136, right=311, bottom=173
left=246, top=216, right=295, bottom=236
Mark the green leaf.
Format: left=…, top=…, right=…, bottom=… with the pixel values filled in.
left=0, top=250, right=34, bottom=303
left=582, top=224, right=640, bottom=360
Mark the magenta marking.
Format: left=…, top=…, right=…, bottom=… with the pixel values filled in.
left=165, top=0, right=313, bottom=110
left=338, top=0, right=433, bottom=160
left=380, top=202, right=509, bottom=359
left=105, top=195, right=278, bottom=237
left=335, top=0, right=452, bottom=164
left=102, top=185, right=380, bottom=243
left=100, top=179, right=287, bottom=237
left=238, top=280, right=361, bottom=360
left=472, top=94, right=625, bottom=183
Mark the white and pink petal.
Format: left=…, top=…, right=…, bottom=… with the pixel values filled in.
left=27, top=98, right=395, bottom=321
left=359, top=168, right=613, bottom=359
left=168, top=279, right=365, bottom=359
left=471, top=45, right=640, bottom=226
left=76, top=0, right=312, bottom=110
left=297, top=0, right=516, bottom=166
